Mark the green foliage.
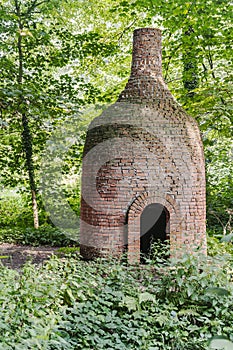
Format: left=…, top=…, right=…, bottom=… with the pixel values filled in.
left=205, top=138, right=233, bottom=235
left=208, top=336, right=233, bottom=350
left=0, top=189, right=49, bottom=227
left=20, top=225, right=77, bottom=246
left=0, top=0, right=232, bottom=231
left=207, top=236, right=233, bottom=257
left=0, top=251, right=233, bottom=349
left=0, top=1, right=231, bottom=346
left=56, top=246, right=80, bottom=256
left=0, top=188, right=79, bottom=246
left=0, top=190, right=31, bottom=227
left=0, top=225, right=77, bottom=246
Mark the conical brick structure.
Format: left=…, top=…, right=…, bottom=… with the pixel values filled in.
left=80, top=28, right=206, bottom=262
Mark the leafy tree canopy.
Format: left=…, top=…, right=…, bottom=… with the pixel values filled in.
left=0, top=0, right=232, bottom=231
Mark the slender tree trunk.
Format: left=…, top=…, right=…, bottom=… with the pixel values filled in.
left=21, top=113, right=40, bottom=229
left=15, top=0, right=39, bottom=228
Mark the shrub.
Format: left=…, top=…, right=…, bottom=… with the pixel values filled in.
left=0, top=225, right=78, bottom=246
left=207, top=235, right=233, bottom=257
left=0, top=190, right=32, bottom=227
left=0, top=249, right=233, bottom=349
left=0, top=189, right=51, bottom=228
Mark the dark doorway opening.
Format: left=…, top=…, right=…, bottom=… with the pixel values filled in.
left=140, top=203, right=169, bottom=262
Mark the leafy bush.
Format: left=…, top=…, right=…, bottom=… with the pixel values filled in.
left=0, top=249, right=233, bottom=349
left=0, top=190, right=32, bottom=227
left=0, top=188, right=80, bottom=246
left=207, top=235, right=233, bottom=257
left=56, top=246, right=80, bottom=256
left=0, top=189, right=50, bottom=228
left=0, top=225, right=78, bottom=246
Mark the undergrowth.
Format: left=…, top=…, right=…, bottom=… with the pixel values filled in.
left=0, top=225, right=78, bottom=246
left=0, top=189, right=79, bottom=247
left=0, top=249, right=233, bottom=349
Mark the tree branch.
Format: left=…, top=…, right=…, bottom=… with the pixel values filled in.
left=23, top=0, right=48, bottom=17
left=117, top=18, right=138, bottom=42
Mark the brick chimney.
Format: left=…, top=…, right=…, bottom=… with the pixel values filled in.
left=80, top=28, right=206, bottom=262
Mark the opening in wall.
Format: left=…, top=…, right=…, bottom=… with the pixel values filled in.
left=140, top=203, right=169, bottom=262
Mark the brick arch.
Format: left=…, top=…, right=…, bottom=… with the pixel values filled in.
left=127, top=191, right=178, bottom=263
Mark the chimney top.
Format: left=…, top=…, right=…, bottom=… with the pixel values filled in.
left=130, top=28, right=162, bottom=79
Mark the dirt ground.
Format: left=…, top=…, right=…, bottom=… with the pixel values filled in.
left=0, top=243, right=59, bottom=270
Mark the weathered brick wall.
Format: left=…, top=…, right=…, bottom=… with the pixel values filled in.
left=80, top=28, right=206, bottom=262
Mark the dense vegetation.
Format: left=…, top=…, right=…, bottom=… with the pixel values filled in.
left=0, top=0, right=232, bottom=348
left=0, top=0, right=232, bottom=238
left=1, top=250, right=233, bottom=349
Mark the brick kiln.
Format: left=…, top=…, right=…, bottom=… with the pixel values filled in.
left=80, top=28, right=206, bottom=262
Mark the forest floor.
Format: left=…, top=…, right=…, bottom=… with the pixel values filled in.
left=0, top=243, right=59, bottom=270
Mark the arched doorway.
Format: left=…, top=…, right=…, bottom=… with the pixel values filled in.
left=140, top=203, right=169, bottom=261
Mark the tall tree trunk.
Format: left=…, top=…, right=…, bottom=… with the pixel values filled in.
left=21, top=113, right=39, bottom=229
left=15, top=0, right=39, bottom=229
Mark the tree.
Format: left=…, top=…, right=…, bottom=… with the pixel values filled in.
left=0, top=0, right=232, bottom=234
left=0, top=0, right=114, bottom=227
left=105, top=0, right=233, bottom=232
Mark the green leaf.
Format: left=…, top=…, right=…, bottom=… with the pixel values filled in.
left=138, top=292, right=156, bottom=304
left=209, top=336, right=233, bottom=350
left=205, top=287, right=230, bottom=296
left=63, top=288, right=75, bottom=306
left=122, top=296, right=137, bottom=311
